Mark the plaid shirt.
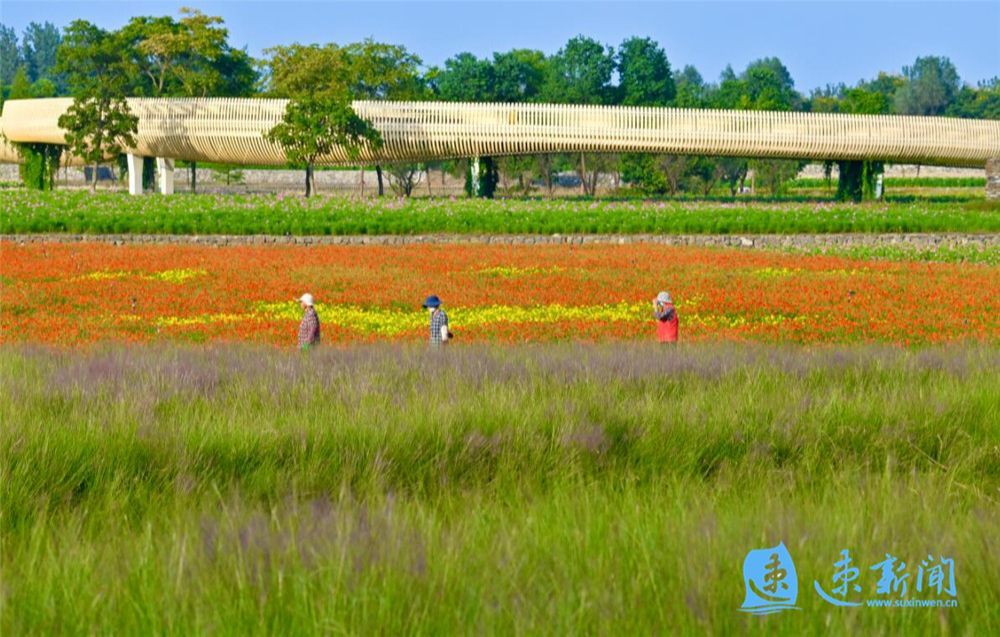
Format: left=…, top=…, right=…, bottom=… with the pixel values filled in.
left=298, top=307, right=320, bottom=349
left=429, top=309, right=449, bottom=345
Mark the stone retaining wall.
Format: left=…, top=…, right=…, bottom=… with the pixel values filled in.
left=3, top=233, right=996, bottom=250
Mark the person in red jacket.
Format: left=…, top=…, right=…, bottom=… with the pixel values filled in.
left=652, top=291, right=679, bottom=344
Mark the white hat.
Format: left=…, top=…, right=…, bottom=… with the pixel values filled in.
left=656, top=291, right=672, bottom=304
left=299, top=293, right=314, bottom=306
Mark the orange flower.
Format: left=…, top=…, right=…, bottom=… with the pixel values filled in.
left=1, top=242, right=997, bottom=346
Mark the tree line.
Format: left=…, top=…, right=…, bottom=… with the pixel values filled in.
left=2, top=10, right=997, bottom=199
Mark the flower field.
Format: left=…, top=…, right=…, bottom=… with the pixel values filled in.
left=2, top=241, right=998, bottom=345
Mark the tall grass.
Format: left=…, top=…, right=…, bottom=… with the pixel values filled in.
left=2, top=344, right=998, bottom=634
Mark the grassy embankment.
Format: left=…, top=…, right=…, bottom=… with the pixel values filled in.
left=2, top=191, right=999, bottom=236
left=2, top=344, right=998, bottom=634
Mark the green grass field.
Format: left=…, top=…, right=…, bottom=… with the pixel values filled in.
left=2, top=344, right=997, bottom=635
left=3, top=191, right=999, bottom=236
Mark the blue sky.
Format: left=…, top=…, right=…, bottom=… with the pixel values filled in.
left=2, top=1, right=998, bottom=91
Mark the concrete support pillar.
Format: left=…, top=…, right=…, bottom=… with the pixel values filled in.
left=126, top=153, right=143, bottom=196
left=470, top=156, right=479, bottom=197
left=157, top=157, right=175, bottom=195
left=987, top=158, right=1000, bottom=200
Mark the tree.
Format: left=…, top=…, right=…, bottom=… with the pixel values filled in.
left=717, top=157, right=749, bottom=196
left=16, top=143, right=62, bottom=190
left=712, top=65, right=744, bottom=109
left=616, top=36, right=674, bottom=106
left=807, top=84, right=845, bottom=114
left=0, top=25, right=20, bottom=86
left=30, top=77, right=57, bottom=98
left=542, top=36, right=615, bottom=197
left=435, top=53, right=505, bottom=197
left=860, top=72, right=905, bottom=105
left=119, top=9, right=239, bottom=97
left=491, top=49, right=546, bottom=102
left=740, top=57, right=800, bottom=111
left=947, top=78, right=1000, bottom=120
left=265, top=94, right=382, bottom=197
left=658, top=156, right=690, bottom=195
left=894, top=56, right=960, bottom=116
left=21, top=22, right=61, bottom=84
left=621, top=153, right=667, bottom=193
left=673, top=65, right=708, bottom=108
left=264, top=43, right=351, bottom=98
left=56, top=21, right=123, bottom=94
left=59, top=94, right=138, bottom=193
left=345, top=40, right=425, bottom=197
left=345, top=39, right=425, bottom=100
left=616, top=37, right=675, bottom=199
left=752, top=159, right=804, bottom=197
left=836, top=86, right=889, bottom=201
left=56, top=21, right=139, bottom=193
left=9, top=66, right=32, bottom=99
left=541, top=36, right=614, bottom=105
left=387, top=163, right=423, bottom=197
left=118, top=8, right=257, bottom=192
left=436, top=52, right=495, bottom=101
left=498, top=155, right=537, bottom=194
left=841, top=86, right=889, bottom=115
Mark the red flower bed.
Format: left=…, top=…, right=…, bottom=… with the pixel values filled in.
left=1, top=242, right=996, bottom=346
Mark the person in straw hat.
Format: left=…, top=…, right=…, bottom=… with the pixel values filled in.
left=652, top=291, right=679, bottom=344
left=297, top=293, right=321, bottom=350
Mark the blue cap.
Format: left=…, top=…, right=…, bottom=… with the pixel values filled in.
left=422, top=295, right=441, bottom=308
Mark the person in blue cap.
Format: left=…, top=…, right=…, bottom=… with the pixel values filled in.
left=422, top=295, right=451, bottom=345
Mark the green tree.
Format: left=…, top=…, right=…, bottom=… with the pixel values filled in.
left=118, top=8, right=257, bottom=192
left=841, top=86, right=889, bottom=115
left=860, top=72, right=905, bottom=106
left=21, top=22, right=62, bottom=84
left=0, top=24, right=20, bottom=86
left=30, top=77, right=57, bottom=98
left=740, top=57, right=800, bottom=110
left=58, top=94, right=138, bottom=193
left=542, top=36, right=616, bottom=196
left=673, top=65, right=708, bottom=108
left=345, top=39, right=425, bottom=100
left=753, top=158, right=804, bottom=197
left=436, top=52, right=495, bottom=101
left=56, top=21, right=139, bottom=193
left=894, top=56, right=961, bottom=116
left=711, top=65, right=744, bottom=109
left=491, top=49, right=546, bottom=102
left=9, top=66, right=32, bottom=99
left=835, top=86, right=889, bottom=202
left=807, top=84, right=845, bottom=113
left=263, top=43, right=350, bottom=98
left=541, top=35, right=614, bottom=105
left=56, top=21, right=121, bottom=94
left=616, top=36, right=674, bottom=106
left=947, top=78, right=1000, bottom=119
left=16, top=143, right=62, bottom=190
left=617, top=37, right=675, bottom=198
left=265, top=94, right=382, bottom=197
left=345, top=40, right=425, bottom=197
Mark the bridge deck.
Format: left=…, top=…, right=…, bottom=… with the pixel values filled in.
left=1, top=98, right=998, bottom=168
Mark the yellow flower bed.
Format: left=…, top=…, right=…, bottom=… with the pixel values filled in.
left=80, top=268, right=208, bottom=283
